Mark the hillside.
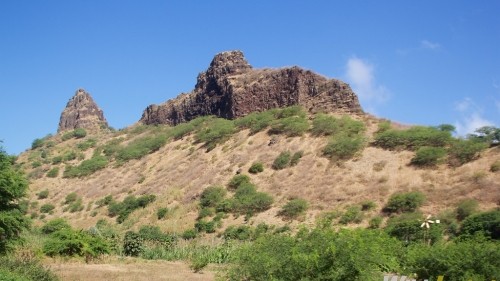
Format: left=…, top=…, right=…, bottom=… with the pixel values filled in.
left=18, top=109, right=500, bottom=234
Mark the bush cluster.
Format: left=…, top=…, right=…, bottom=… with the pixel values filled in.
left=115, top=134, right=168, bottom=162
left=234, top=110, right=276, bottom=134
left=63, top=155, right=108, bottom=178
left=410, top=146, right=447, bottom=167
left=248, top=162, right=264, bottom=174
left=195, top=118, right=236, bottom=151
left=107, top=194, right=156, bottom=223
left=278, top=198, right=308, bottom=219
left=384, top=191, right=426, bottom=213
left=373, top=126, right=452, bottom=151
left=61, top=128, right=87, bottom=141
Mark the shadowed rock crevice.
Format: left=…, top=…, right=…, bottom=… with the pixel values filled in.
left=58, top=89, right=108, bottom=132
left=140, top=50, right=363, bottom=125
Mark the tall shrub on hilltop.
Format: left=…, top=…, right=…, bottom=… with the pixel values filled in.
left=0, top=145, right=30, bottom=253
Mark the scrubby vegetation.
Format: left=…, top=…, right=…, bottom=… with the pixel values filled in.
left=384, top=191, right=426, bottom=213
left=278, top=198, right=308, bottom=220
left=248, top=162, right=264, bottom=174
left=63, top=155, right=108, bottom=178
left=107, top=194, right=156, bottom=223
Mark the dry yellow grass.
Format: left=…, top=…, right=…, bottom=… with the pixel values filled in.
left=19, top=119, right=500, bottom=231
left=46, top=258, right=216, bottom=281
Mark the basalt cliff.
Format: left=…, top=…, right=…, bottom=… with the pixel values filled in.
left=140, top=51, right=363, bottom=125
left=58, top=89, right=108, bottom=132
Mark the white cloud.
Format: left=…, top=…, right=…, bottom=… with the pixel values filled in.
left=454, top=97, right=496, bottom=136
left=455, top=113, right=494, bottom=136
left=420, top=40, right=441, bottom=50
left=345, top=57, right=389, bottom=112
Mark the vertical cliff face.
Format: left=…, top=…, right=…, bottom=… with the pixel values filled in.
left=58, top=89, right=108, bottom=133
left=140, top=50, right=363, bottom=125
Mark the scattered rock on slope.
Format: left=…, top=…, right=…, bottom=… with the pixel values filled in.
left=140, top=50, right=363, bottom=125
left=58, top=89, right=108, bottom=132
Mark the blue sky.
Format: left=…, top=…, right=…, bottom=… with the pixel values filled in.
left=1, top=1, right=499, bottom=155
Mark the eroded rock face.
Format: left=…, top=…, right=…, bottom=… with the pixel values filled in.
left=58, top=89, right=108, bottom=132
left=140, top=50, right=363, bottom=125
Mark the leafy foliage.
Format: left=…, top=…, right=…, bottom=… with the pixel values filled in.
left=63, top=155, right=108, bottom=178
left=385, top=212, right=442, bottom=245
left=195, top=118, right=236, bottom=151
left=459, top=210, right=500, bottom=240
left=234, top=110, right=277, bottom=134
left=339, top=205, right=364, bottom=224
left=373, top=126, right=452, bottom=150
left=410, top=146, right=447, bottom=166
left=227, top=174, right=251, bottom=190
left=0, top=147, right=30, bottom=253
left=448, top=139, right=488, bottom=166
left=43, top=227, right=110, bottom=258
left=36, top=189, right=49, bottom=199
left=248, top=162, right=264, bottom=174
left=456, top=199, right=478, bottom=221
left=46, top=167, right=59, bottom=178
left=107, top=194, right=156, bottom=223
left=278, top=198, right=308, bottom=219
left=323, top=134, right=365, bottom=160
left=384, top=191, right=426, bottom=213
left=157, top=207, right=168, bottom=220
left=39, top=204, right=55, bottom=214
left=115, top=134, right=168, bottom=162
left=41, top=218, right=71, bottom=234
left=0, top=256, right=58, bottom=281
left=272, top=151, right=291, bottom=170
left=200, top=186, right=227, bottom=207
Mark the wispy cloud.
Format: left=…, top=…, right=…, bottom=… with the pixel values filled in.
left=420, top=40, right=441, bottom=50
left=454, top=97, right=495, bottom=136
left=345, top=57, right=389, bottom=113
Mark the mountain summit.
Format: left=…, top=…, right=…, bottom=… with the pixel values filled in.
left=57, top=89, right=108, bottom=132
left=140, top=50, right=363, bottom=125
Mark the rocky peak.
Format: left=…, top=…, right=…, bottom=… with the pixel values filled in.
left=140, top=51, right=363, bottom=125
left=58, top=89, right=108, bottom=133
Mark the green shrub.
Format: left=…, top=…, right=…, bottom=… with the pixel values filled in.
left=234, top=110, right=276, bottom=134
left=373, top=126, right=452, bottom=150
left=46, top=167, right=59, bottom=178
left=195, top=118, right=235, bottom=151
left=231, top=183, right=273, bottom=215
left=73, top=128, right=87, bottom=138
left=228, top=174, right=251, bottom=190
left=77, top=138, right=97, bottom=151
left=64, top=192, right=78, bottom=204
left=107, top=194, right=156, bottom=223
left=0, top=256, right=58, bottom=281
left=69, top=198, right=84, bottom=213
left=368, top=216, right=383, bottom=229
left=377, top=120, right=391, bottom=133
left=456, top=199, right=478, bottom=221
left=323, top=134, right=365, bottom=160
left=31, top=138, right=45, bottom=149
left=248, top=162, right=264, bottom=174
left=195, top=219, right=216, bottom=233
left=43, top=228, right=110, bottom=258
left=51, top=156, right=62, bottom=165
left=40, top=204, right=55, bottom=213
left=37, top=189, right=49, bottom=199
left=157, top=207, right=168, bottom=219
left=272, top=151, right=291, bottom=170
left=340, top=205, right=364, bottom=224
left=385, top=212, right=442, bottom=244
left=459, top=210, right=500, bottom=239
left=384, top=191, right=426, bottom=213
left=227, top=227, right=401, bottom=281
left=405, top=235, right=500, bottom=280
left=31, top=161, right=41, bottom=168
left=224, top=225, right=253, bottom=241
left=181, top=229, right=198, bottom=240
left=41, top=218, right=71, bottom=234
left=138, top=225, right=177, bottom=246
left=448, top=139, right=488, bottom=166
left=410, top=146, right=447, bottom=166
left=116, top=134, right=168, bottom=162
left=290, top=151, right=303, bottom=166
left=200, top=186, right=227, bottom=208
left=123, top=231, right=144, bottom=256
left=269, top=116, right=309, bottom=137
left=96, top=195, right=114, bottom=207
left=491, top=160, right=500, bottom=172
left=62, top=151, right=77, bottom=162
left=198, top=207, right=215, bottom=219
left=279, top=198, right=308, bottom=219
left=311, top=113, right=338, bottom=136
left=361, top=200, right=377, bottom=211
left=63, top=155, right=108, bottom=178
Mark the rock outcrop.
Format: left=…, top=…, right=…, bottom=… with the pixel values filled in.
left=58, top=89, right=108, bottom=132
left=140, top=50, right=363, bottom=125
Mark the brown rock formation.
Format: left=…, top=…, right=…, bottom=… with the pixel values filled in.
left=58, top=89, right=108, bottom=132
left=140, top=50, right=363, bottom=125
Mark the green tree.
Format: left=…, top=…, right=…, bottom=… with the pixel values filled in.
left=0, top=145, right=30, bottom=253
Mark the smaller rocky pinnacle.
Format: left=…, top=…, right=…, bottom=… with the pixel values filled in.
left=57, top=89, right=108, bottom=133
